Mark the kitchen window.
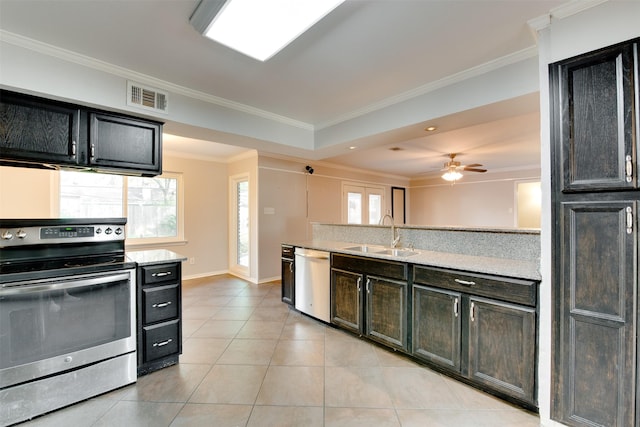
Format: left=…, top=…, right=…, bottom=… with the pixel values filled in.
left=58, top=170, right=184, bottom=244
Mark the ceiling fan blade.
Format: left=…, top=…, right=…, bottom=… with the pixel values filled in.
left=464, top=167, right=487, bottom=173
left=464, top=163, right=483, bottom=168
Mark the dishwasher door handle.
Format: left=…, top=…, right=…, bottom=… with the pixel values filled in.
left=296, top=253, right=329, bottom=260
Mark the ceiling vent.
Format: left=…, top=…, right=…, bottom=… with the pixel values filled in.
left=127, top=81, right=168, bottom=113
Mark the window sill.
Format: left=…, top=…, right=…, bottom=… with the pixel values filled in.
left=125, top=239, right=188, bottom=250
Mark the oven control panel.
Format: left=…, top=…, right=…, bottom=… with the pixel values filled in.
left=0, top=224, right=125, bottom=246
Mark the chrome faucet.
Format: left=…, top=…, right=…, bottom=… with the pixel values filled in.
left=379, top=214, right=400, bottom=248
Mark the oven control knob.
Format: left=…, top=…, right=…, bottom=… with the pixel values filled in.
left=115, top=227, right=123, bottom=235
left=16, top=229, right=27, bottom=239
left=1, top=230, right=13, bottom=240
left=105, top=227, right=113, bottom=235
left=96, top=228, right=102, bottom=234
left=64, top=356, right=73, bottom=363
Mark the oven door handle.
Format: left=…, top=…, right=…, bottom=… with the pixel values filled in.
left=0, top=272, right=131, bottom=296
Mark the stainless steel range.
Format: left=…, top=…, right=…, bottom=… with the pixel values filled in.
left=0, top=218, right=137, bottom=426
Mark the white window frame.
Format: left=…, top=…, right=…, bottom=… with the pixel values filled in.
left=342, top=183, right=385, bottom=224
left=229, top=173, right=250, bottom=277
left=56, top=170, right=185, bottom=246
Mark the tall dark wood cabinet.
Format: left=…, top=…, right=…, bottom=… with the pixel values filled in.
left=550, top=39, right=639, bottom=427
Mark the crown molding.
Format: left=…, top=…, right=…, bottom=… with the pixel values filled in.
left=528, top=0, right=609, bottom=32
left=315, top=45, right=539, bottom=130
left=0, top=30, right=313, bottom=131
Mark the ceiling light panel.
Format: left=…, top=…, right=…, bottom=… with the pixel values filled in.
left=198, top=0, right=345, bottom=61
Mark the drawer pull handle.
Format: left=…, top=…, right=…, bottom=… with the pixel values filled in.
left=152, top=271, right=172, bottom=277
left=153, top=338, right=173, bottom=347
left=454, top=278, right=476, bottom=286
left=152, top=301, right=172, bottom=308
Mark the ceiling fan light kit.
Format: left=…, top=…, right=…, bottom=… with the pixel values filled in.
left=440, top=153, right=487, bottom=182
left=442, top=170, right=463, bottom=181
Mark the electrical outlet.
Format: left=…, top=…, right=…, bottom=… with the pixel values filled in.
left=189, top=257, right=195, bottom=265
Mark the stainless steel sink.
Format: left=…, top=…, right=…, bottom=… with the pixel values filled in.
left=342, top=245, right=385, bottom=253
left=377, top=248, right=419, bottom=257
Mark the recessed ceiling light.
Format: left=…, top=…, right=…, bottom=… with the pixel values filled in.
left=425, top=126, right=437, bottom=132
left=349, top=146, right=357, bottom=150
left=193, top=0, right=345, bottom=61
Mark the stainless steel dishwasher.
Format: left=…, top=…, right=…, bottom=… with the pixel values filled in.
left=294, top=247, right=330, bottom=322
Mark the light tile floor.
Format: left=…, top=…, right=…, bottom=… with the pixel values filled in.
left=20, top=274, right=541, bottom=427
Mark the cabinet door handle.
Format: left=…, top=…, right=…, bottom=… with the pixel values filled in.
left=71, top=140, right=77, bottom=156
left=626, top=155, right=633, bottom=183
left=152, top=271, right=172, bottom=277
left=454, top=278, right=476, bottom=286
left=356, top=277, right=362, bottom=292
left=152, top=301, right=172, bottom=308
left=626, top=206, right=633, bottom=234
left=90, top=143, right=95, bottom=158
left=453, top=297, right=459, bottom=317
left=153, top=338, right=173, bottom=347
left=470, top=302, right=475, bottom=322
left=289, top=262, right=294, bottom=273
left=366, top=278, right=371, bottom=294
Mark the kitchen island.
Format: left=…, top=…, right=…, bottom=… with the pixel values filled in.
left=283, top=223, right=540, bottom=411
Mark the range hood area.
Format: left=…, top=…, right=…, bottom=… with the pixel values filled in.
left=0, top=89, right=163, bottom=177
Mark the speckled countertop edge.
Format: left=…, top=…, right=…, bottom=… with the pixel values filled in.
left=126, top=249, right=187, bottom=266
left=285, top=240, right=541, bottom=281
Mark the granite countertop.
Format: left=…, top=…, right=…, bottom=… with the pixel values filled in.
left=285, top=240, right=541, bottom=281
left=126, top=249, right=187, bottom=266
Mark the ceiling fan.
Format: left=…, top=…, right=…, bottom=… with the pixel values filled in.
left=441, top=153, right=487, bottom=181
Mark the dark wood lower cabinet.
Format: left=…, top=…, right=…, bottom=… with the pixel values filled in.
left=412, top=266, right=538, bottom=408
left=468, top=297, right=535, bottom=403
left=413, top=285, right=461, bottom=370
left=366, top=275, right=408, bottom=350
left=281, top=245, right=295, bottom=305
left=330, top=254, right=409, bottom=351
left=323, top=253, right=539, bottom=410
left=137, top=262, right=182, bottom=376
left=331, top=268, right=363, bottom=334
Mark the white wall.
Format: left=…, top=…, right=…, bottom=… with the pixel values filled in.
left=409, top=169, right=540, bottom=227
left=0, top=154, right=230, bottom=280
left=256, top=155, right=410, bottom=281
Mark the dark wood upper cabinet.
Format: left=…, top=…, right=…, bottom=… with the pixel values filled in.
left=552, top=42, right=636, bottom=192
left=0, top=91, right=80, bottom=167
left=0, top=90, right=163, bottom=176
left=89, top=112, right=161, bottom=175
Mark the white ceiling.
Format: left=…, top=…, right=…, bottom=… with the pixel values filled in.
left=0, top=0, right=569, bottom=178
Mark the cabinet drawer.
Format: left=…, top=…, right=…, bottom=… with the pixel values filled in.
left=413, top=266, right=536, bottom=307
left=143, top=320, right=180, bottom=362
left=142, top=263, right=179, bottom=284
left=332, top=254, right=407, bottom=281
left=281, top=245, right=294, bottom=259
left=142, top=283, right=179, bottom=324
